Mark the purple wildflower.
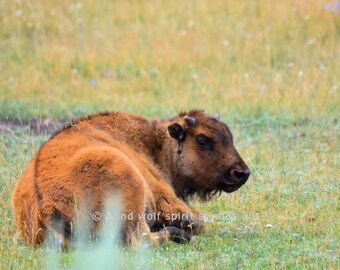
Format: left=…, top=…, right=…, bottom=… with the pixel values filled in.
left=104, top=69, right=112, bottom=78
left=90, top=79, right=97, bottom=86
left=326, top=1, right=339, bottom=14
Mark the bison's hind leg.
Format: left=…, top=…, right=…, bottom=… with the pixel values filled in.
left=63, top=146, right=191, bottom=248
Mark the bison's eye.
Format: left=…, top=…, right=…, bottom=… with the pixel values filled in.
left=196, top=134, right=214, bottom=151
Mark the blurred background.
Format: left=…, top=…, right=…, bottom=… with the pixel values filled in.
left=0, top=0, right=338, bottom=121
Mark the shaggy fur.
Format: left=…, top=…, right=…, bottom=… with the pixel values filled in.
left=12, top=110, right=249, bottom=248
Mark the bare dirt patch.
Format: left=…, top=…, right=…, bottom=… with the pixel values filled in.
left=0, top=118, right=68, bottom=136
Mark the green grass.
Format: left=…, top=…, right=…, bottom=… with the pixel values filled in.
left=0, top=0, right=339, bottom=269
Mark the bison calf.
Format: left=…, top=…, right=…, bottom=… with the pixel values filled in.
left=12, top=110, right=250, bottom=248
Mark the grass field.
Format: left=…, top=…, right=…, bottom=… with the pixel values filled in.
left=0, top=0, right=339, bottom=269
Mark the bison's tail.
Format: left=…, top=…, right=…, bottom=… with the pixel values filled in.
left=44, top=210, right=73, bottom=251
left=41, top=198, right=95, bottom=251
left=38, top=198, right=83, bottom=251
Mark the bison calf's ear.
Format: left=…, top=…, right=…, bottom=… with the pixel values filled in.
left=168, top=123, right=186, bottom=142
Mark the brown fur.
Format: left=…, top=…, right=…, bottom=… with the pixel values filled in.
left=12, top=110, right=250, bottom=248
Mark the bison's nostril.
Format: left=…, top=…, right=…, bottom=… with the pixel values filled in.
left=232, top=169, right=250, bottom=184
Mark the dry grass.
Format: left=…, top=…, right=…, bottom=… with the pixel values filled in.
left=0, top=0, right=338, bottom=119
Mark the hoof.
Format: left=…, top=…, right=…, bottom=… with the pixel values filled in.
left=161, top=226, right=191, bottom=244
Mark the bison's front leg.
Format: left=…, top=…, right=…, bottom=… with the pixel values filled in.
left=155, top=194, right=205, bottom=235
left=168, top=204, right=204, bottom=235
left=143, top=168, right=205, bottom=237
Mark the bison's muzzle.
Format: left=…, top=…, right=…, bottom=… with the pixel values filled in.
left=221, top=164, right=251, bottom=193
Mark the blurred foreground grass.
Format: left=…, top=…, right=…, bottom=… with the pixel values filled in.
left=0, top=0, right=339, bottom=269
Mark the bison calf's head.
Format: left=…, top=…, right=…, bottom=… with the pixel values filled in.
left=167, top=110, right=250, bottom=199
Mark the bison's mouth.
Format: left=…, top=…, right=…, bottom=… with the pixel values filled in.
left=221, top=184, right=243, bottom=193
left=219, top=178, right=246, bottom=193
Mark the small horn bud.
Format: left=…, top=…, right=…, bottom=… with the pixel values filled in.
left=184, top=116, right=197, bottom=127
left=214, top=114, right=220, bottom=121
